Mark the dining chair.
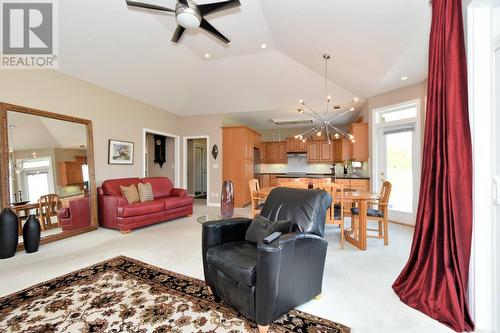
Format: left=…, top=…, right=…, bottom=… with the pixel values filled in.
left=351, top=181, right=392, bottom=245
left=248, top=179, right=264, bottom=217
left=38, top=194, right=61, bottom=231
left=320, top=183, right=345, bottom=248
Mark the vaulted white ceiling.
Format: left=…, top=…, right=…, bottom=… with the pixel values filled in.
left=58, top=0, right=430, bottom=126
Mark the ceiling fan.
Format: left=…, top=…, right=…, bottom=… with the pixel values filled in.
left=126, top=0, right=241, bottom=44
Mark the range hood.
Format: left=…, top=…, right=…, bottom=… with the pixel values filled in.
left=286, top=152, right=307, bottom=157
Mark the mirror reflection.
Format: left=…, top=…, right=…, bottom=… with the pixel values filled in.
left=7, top=111, right=92, bottom=244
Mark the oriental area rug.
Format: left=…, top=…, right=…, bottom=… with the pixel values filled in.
left=0, top=256, right=350, bottom=333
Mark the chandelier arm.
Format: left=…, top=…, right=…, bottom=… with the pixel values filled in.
left=302, top=102, right=324, bottom=119
left=301, top=109, right=323, bottom=121
left=328, top=110, right=351, bottom=122
left=325, top=125, right=331, bottom=142
left=327, top=124, right=351, bottom=138
left=299, top=124, right=323, bottom=138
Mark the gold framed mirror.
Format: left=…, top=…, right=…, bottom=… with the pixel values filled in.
left=0, top=103, right=98, bottom=251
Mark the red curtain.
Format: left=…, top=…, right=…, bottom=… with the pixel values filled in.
left=392, top=0, right=474, bottom=331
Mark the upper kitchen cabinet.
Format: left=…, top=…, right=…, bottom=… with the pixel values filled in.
left=264, top=141, right=287, bottom=163
left=333, top=138, right=352, bottom=163
left=350, top=122, right=369, bottom=161
left=286, top=138, right=307, bottom=152
left=307, top=140, right=333, bottom=163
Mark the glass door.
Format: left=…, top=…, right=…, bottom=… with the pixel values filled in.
left=373, top=101, right=420, bottom=225
left=378, top=126, right=416, bottom=224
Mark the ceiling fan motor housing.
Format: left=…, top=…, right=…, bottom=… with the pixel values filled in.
left=176, top=0, right=202, bottom=29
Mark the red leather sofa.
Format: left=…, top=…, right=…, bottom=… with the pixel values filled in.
left=58, top=196, right=91, bottom=231
left=98, top=177, right=193, bottom=233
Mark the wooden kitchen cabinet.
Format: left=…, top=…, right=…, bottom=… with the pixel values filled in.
left=264, top=142, right=287, bottom=163
left=259, top=143, right=266, bottom=163
left=260, top=174, right=270, bottom=187
left=307, top=140, right=333, bottom=163
left=287, top=138, right=307, bottom=152
left=58, top=161, right=83, bottom=186
left=222, top=126, right=261, bottom=207
left=334, top=178, right=370, bottom=192
left=270, top=174, right=279, bottom=187
left=333, top=138, right=352, bottom=162
left=349, top=123, right=369, bottom=161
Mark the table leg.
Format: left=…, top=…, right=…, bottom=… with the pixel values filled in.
left=358, top=200, right=367, bottom=250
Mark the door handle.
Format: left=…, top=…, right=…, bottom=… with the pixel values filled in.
left=494, top=177, right=500, bottom=206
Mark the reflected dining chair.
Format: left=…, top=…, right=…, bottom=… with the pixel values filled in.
left=351, top=181, right=392, bottom=245
left=248, top=179, right=264, bottom=217
left=38, top=194, right=61, bottom=231
left=320, top=183, right=345, bottom=248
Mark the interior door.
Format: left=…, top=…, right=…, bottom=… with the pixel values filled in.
left=377, top=125, right=416, bottom=224
left=194, top=146, right=206, bottom=195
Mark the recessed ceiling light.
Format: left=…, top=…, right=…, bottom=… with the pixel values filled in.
left=401, top=76, right=409, bottom=81
left=204, top=53, right=211, bottom=59
left=260, top=43, right=267, bottom=49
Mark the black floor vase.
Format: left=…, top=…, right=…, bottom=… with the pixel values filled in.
left=0, top=208, right=19, bottom=259
left=23, top=215, right=41, bottom=253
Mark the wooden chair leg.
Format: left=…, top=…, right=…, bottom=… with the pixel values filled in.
left=383, top=218, right=389, bottom=245
left=258, top=325, right=270, bottom=333
left=340, top=220, right=344, bottom=249
left=378, top=221, right=383, bottom=236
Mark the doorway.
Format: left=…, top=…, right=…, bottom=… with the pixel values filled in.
left=185, top=137, right=208, bottom=202
left=183, top=136, right=210, bottom=206
left=372, top=100, right=421, bottom=225
left=142, top=129, right=181, bottom=187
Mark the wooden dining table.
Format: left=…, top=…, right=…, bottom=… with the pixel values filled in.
left=258, top=186, right=379, bottom=250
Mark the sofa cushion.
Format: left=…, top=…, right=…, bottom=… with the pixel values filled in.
left=161, top=196, right=194, bottom=210
left=120, top=184, right=140, bottom=204
left=206, top=241, right=257, bottom=286
left=142, top=177, right=173, bottom=198
left=137, top=182, right=154, bottom=202
left=118, top=200, right=165, bottom=218
left=102, top=178, right=141, bottom=196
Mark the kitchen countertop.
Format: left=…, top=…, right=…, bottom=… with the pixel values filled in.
left=256, top=173, right=370, bottom=180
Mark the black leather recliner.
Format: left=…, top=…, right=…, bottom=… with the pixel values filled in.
left=202, top=187, right=332, bottom=332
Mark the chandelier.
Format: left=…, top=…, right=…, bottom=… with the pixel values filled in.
left=295, top=54, right=358, bottom=144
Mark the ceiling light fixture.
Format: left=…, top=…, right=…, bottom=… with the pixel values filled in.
left=260, top=43, right=267, bottom=49
left=204, top=53, right=211, bottom=58
left=401, top=76, right=409, bottom=81
left=295, top=54, right=357, bottom=144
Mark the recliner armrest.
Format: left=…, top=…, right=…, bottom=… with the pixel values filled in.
left=202, top=218, right=252, bottom=249
left=255, top=232, right=328, bottom=326
left=202, top=217, right=253, bottom=289
left=171, top=188, right=187, bottom=197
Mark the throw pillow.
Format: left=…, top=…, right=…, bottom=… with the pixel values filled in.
left=245, top=215, right=291, bottom=244
left=137, top=182, right=154, bottom=202
left=120, top=184, right=140, bottom=204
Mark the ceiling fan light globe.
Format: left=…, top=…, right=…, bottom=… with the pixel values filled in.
left=177, top=12, right=201, bottom=28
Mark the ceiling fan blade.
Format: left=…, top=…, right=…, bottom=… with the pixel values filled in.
left=171, top=25, right=185, bottom=43
left=126, top=0, right=174, bottom=12
left=198, top=0, right=240, bottom=16
left=200, top=19, right=230, bottom=44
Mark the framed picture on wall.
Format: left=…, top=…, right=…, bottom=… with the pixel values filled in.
left=108, top=139, right=134, bottom=165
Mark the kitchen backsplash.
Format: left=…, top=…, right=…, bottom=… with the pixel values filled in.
left=258, top=156, right=370, bottom=176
